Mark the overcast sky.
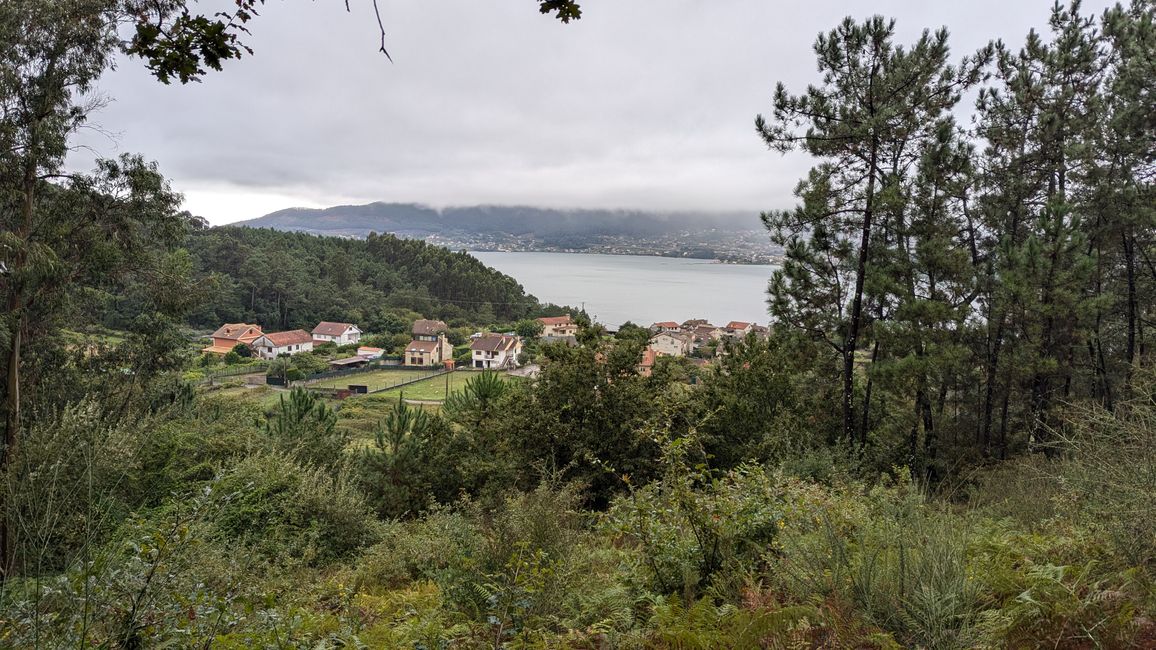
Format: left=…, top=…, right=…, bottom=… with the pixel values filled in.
left=71, top=0, right=1115, bottom=225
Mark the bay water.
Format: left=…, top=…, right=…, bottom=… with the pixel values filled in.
left=470, top=251, right=777, bottom=328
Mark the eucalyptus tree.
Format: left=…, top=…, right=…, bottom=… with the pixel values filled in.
left=0, top=0, right=193, bottom=577
left=756, top=16, right=990, bottom=448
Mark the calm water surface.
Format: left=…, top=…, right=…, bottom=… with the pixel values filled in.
left=471, top=251, right=777, bottom=328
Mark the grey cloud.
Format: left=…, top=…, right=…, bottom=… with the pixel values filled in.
left=70, top=0, right=1116, bottom=224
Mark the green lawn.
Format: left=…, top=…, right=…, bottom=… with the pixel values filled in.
left=306, top=368, right=442, bottom=392
left=335, top=371, right=519, bottom=443
left=371, top=369, right=515, bottom=402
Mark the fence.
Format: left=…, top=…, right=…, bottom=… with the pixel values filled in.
left=201, top=360, right=269, bottom=385
left=296, top=366, right=451, bottom=399
left=365, top=369, right=449, bottom=396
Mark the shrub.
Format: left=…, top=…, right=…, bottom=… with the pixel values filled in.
left=604, top=437, right=785, bottom=600
left=213, top=453, right=380, bottom=564
left=1051, top=390, right=1156, bottom=569
left=773, top=473, right=984, bottom=649
left=265, top=388, right=349, bottom=467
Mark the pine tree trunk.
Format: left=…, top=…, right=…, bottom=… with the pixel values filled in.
left=1123, top=229, right=1137, bottom=388
left=845, top=138, right=879, bottom=447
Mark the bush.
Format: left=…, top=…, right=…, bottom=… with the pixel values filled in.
left=1051, top=391, right=1156, bottom=569
left=214, top=453, right=381, bottom=564
left=604, top=437, right=785, bottom=600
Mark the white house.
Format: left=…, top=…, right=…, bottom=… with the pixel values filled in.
left=537, top=315, right=579, bottom=337
left=251, top=330, right=314, bottom=360
left=470, top=334, right=522, bottom=370
left=649, top=331, right=693, bottom=357
left=311, top=321, right=362, bottom=346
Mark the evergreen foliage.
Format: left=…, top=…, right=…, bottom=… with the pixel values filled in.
left=183, top=226, right=549, bottom=331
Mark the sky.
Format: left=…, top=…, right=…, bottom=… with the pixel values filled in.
left=70, top=0, right=1117, bottom=225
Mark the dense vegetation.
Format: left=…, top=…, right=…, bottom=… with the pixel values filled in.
left=182, top=226, right=553, bottom=330
left=0, top=0, right=1153, bottom=648
left=758, top=0, right=1155, bottom=476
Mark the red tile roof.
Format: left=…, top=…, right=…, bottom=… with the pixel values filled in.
left=211, top=323, right=262, bottom=340
left=312, top=321, right=357, bottom=337
left=652, top=321, right=680, bottom=328
left=537, top=315, right=572, bottom=326
left=726, top=321, right=751, bottom=330
left=257, top=330, right=313, bottom=347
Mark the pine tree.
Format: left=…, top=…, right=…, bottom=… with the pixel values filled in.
left=757, top=16, right=989, bottom=447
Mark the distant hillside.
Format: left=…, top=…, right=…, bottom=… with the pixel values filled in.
left=233, top=203, right=755, bottom=240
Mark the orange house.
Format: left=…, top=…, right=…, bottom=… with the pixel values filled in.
left=203, top=323, right=263, bottom=355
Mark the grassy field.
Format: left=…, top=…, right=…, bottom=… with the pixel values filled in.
left=336, top=371, right=520, bottom=442
left=307, top=368, right=442, bottom=392
left=371, top=369, right=516, bottom=402
left=204, top=384, right=287, bottom=410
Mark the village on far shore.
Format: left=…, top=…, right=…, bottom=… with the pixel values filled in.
left=197, top=313, right=770, bottom=390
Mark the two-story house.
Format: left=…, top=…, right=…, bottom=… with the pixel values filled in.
left=405, top=319, right=454, bottom=367
left=650, top=321, right=681, bottom=333
left=251, top=329, right=314, bottom=359
left=311, top=321, right=362, bottom=346
left=537, top=315, right=579, bottom=337
left=203, top=323, right=263, bottom=355
left=649, top=331, right=693, bottom=357
left=469, top=334, right=522, bottom=370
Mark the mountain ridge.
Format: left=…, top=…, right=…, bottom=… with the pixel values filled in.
left=233, top=202, right=759, bottom=239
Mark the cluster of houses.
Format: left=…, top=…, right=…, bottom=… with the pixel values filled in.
left=203, top=317, right=529, bottom=371
left=203, top=313, right=754, bottom=376
left=203, top=321, right=369, bottom=361
left=638, top=319, right=768, bottom=376
left=402, top=318, right=525, bottom=370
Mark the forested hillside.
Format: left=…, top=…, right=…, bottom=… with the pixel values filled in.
left=183, top=226, right=549, bottom=330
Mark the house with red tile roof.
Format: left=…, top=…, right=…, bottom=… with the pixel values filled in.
left=650, top=321, right=681, bottom=333
left=203, top=323, right=263, bottom=355
left=405, top=319, right=453, bottom=366
left=311, top=321, right=362, bottom=346
left=725, top=321, right=754, bottom=337
left=537, top=315, right=578, bottom=337
left=251, top=329, right=314, bottom=360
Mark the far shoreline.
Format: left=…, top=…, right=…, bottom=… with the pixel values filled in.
left=462, top=247, right=782, bottom=267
